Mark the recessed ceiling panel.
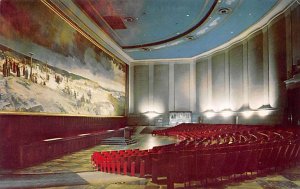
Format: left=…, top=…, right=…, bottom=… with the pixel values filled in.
left=75, top=0, right=217, bottom=47
left=72, top=0, right=290, bottom=60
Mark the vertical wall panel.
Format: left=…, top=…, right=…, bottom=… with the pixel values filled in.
left=129, top=65, right=134, bottom=113
left=190, top=62, right=196, bottom=112
left=134, top=65, right=149, bottom=113
left=229, top=44, right=244, bottom=110
left=263, top=28, right=269, bottom=106
left=212, top=52, right=225, bottom=111
left=196, top=59, right=208, bottom=112
left=269, top=16, right=286, bottom=108
left=169, top=64, right=175, bottom=111
left=248, top=31, right=264, bottom=109
left=174, top=64, right=190, bottom=110
left=153, top=65, right=169, bottom=113
left=291, top=5, right=300, bottom=66
left=224, top=51, right=230, bottom=107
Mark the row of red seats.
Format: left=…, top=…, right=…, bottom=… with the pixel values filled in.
left=91, top=141, right=300, bottom=185
left=91, top=124, right=300, bottom=187
left=151, top=141, right=300, bottom=187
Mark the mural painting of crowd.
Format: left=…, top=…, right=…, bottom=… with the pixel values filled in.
left=0, top=48, right=125, bottom=116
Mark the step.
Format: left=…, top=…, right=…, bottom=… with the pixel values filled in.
left=100, top=137, right=137, bottom=145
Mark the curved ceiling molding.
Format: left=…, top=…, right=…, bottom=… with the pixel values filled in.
left=121, top=0, right=218, bottom=49
left=131, top=0, right=294, bottom=63
left=128, top=0, right=286, bottom=60
left=126, top=0, right=240, bottom=52
left=53, top=0, right=293, bottom=60
left=74, top=0, right=218, bottom=48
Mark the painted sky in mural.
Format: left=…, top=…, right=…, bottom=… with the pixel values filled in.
left=0, top=0, right=126, bottom=116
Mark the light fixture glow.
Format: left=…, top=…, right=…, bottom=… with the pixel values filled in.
left=43, top=138, right=63, bottom=142
left=242, top=110, right=254, bottom=118
left=78, top=133, right=91, bottom=136
left=221, top=110, right=234, bottom=117
left=205, top=111, right=216, bottom=118
left=257, top=110, right=271, bottom=117
left=144, top=111, right=160, bottom=119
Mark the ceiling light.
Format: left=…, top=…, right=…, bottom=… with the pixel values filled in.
left=124, top=16, right=135, bottom=22
left=218, top=7, right=231, bottom=15
left=186, top=14, right=190, bottom=17
left=185, top=35, right=195, bottom=40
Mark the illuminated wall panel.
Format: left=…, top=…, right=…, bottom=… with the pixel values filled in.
left=134, top=65, right=149, bottom=113
left=268, top=16, right=286, bottom=108
left=212, top=53, right=225, bottom=111
left=229, top=44, right=244, bottom=110
left=248, top=31, right=264, bottom=109
left=153, top=65, right=169, bottom=113
left=196, top=59, right=209, bottom=112
left=174, top=64, right=190, bottom=111
left=129, top=4, right=300, bottom=125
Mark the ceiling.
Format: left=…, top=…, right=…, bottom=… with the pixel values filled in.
left=67, top=0, right=291, bottom=61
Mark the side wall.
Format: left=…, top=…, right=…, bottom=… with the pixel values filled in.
left=0, top=115, right=126, bottom=169
left=128, top=4, right=300, bottom=126
left=0, top=0, right=129, bottom=169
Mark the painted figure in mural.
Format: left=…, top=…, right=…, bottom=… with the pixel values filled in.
left=24, top=66, right=29, bottom=79
left=16, top=63, right=20, bottom=77
left=55, top=75, right=60, bottom=84
left=12, top=61, right=16, bottom=73
left=34, top=74, right=38, bottom=83
left=22, top=59, right=26, bottom=76
left=74, top=91, right=77, bottom=99
left=2, top=58, right=7, bottom=77
left=81, top=95, right=85, bottom=103
left=7, top=59, right=11, bottom=76
left=87, top=89, right=92, bottom=101
left=22, top=64, right=26, bottom=76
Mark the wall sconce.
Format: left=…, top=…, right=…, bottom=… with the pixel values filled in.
left=258, top=104, right=273, bottom=110
left=257, top=104, right=274, bottom=117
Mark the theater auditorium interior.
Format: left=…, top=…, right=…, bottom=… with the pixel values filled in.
left=0, top=0, right=300, bottom=188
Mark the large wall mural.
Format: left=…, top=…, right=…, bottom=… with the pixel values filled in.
left=0, top=0, right=127, bottom=116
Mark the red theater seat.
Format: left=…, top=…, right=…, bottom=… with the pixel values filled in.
left=92, top=123, right=300, bottom=187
